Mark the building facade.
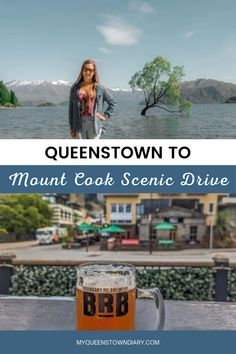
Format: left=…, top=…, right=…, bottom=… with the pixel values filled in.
left=42, top=194, right=83, bottom=227
left=218, top=195, right=236, bottom=245
left=104, top=194, right=227, bottom=246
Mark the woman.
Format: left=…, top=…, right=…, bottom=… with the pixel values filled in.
left=69, top=59, right=116, bottom=139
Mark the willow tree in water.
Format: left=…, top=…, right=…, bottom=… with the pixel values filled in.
left=129, top=56, right=191, bottom=116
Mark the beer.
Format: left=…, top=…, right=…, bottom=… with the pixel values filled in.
left=76, top=287, right=136, bottom=330
left=76, top=263, right=136, bottom=330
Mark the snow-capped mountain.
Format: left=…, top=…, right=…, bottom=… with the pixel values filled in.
left=5, top=80, right=72, bottom=106
left=111, top=87, right=132, bottom=92
left=7, top=80, right=71, bottom=87
left=111, top=87, right=142, bottom=92
left=5, top=78, right=236, bottom=106
left=4, top=80, right=142, bottom=106
left=51, top=80, right=71, bottom=86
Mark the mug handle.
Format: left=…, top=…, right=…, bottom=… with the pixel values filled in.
left=137, top=288, right=165, bottom=330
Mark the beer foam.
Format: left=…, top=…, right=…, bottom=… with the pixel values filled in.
left=77, top=264, right=136, bottom=291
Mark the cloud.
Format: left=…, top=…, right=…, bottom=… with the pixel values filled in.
left=98, top=47, right=113, bottom=54
left=129, top=1, right=154, bottom=14
left=97, top=16, right=141, bottom=46
left=184, top=31, right=196, bottom=39
left=139, top=2, right=154, bottom=13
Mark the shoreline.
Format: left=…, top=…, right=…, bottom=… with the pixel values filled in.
left=0, top=106, right=20, bottom=109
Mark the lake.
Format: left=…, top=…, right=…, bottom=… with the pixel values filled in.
left=0, top=101, right=236, bottom=139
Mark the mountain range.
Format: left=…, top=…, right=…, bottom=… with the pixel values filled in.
left=181, top=79, right=236, bottom=104
left=5, top=79, right=236, bottom=106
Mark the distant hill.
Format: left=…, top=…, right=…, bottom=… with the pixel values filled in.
left=5, top=79, right=236, bottom=106
left=58, top=100, right=69, bottom=106
left=181, top=79, right=236, bottom=103
left=5, top=80, right=143, bottom=107
left=37, top=102, right=56, bottom=107
left=225, top=96, right=236, bottom=103
left=6, top=80, right=71, bottom=107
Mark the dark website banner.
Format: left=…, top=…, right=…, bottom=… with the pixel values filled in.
left=0, top=331, right=235, bottom=354
left=0, top=165, right=235, bottom=193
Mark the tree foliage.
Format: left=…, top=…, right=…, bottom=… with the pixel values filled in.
left=10, top=90, right=18, bottom=105
left=0, top=194, right=53, bottom=235
left=129, top=56, right=191, bottom=115
left=0, top=81, right=19, bottom=106
left=215, top=209, right=232, bottom=242
left=0, top=81, right=11, bottom=105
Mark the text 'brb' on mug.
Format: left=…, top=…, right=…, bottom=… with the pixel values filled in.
left=76, top=263, right=165, bottom=330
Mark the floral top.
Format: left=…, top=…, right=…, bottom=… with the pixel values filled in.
left=77, top=90, right=96, bottom=117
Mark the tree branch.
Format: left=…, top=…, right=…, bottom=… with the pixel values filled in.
left=155, top=104, right=182, bottom=114
left=148, top=81, right=172, bottom=109
left=158, top=82, right=172, bottom=101
left=143, top=89, right=148, bottom=105
left=152, top=73, right=159, bottom=101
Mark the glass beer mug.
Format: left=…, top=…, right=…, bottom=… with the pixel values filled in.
left=76, top=263, right=165, bottom=330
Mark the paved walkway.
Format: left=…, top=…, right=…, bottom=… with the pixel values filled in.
left=0, top=241, right=236, bottom=263
left=0, top=240, right=38, bottom=250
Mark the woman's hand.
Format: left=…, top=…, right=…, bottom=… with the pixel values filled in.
left=96, top=112, right=108, bottom=121
left=70, top=130, right=77, bottom=138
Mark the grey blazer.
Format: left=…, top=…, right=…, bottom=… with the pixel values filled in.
left=69, top=83, right=116, bottom=135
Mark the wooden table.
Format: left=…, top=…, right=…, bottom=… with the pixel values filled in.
left=0, top=296, right=236, bottom=330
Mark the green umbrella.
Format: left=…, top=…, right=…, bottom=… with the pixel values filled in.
left=77, top=223, right=94, bottom=231
left=100, top=224, right=126, bottom=233
left=153, top=221, right=176, bottom=231
left=91, top=225, right=102, bottom=231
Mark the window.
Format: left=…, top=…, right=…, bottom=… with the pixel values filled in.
left=209, top=203, right=214, bottom=213
left=189, top=226, right=198, bottom=242
left=126, top=204, right=131, bottom=212
left=169, top=217, right=178, bottom=224
left=136, top=204, right=144, bottom=215
left=111, top=204, right=117, bottom=212
left=118, top=204, right=124, bottom=213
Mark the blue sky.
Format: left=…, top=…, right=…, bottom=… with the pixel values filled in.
left=1, top=0, right=236, bottom=87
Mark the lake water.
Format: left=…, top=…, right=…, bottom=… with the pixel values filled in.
left=0, top=102, right=236, bottom=139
